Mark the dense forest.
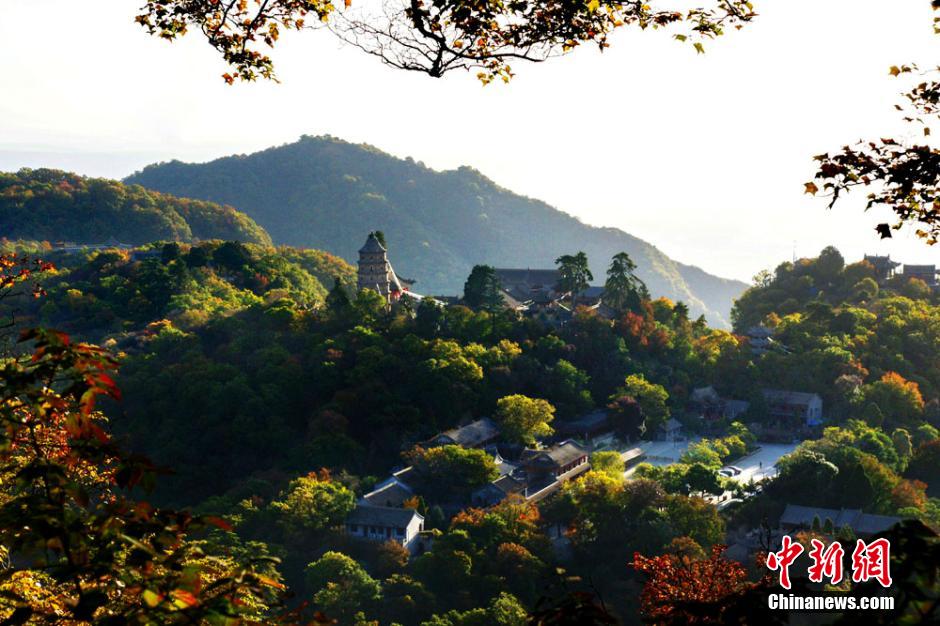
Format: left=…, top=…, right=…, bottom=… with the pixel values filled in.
left=1, top=239, right=938, bottom=625
left=731, top=247, right=940, bottom=405
left=125, top=136, right=746, bottom=327
left=3, top=240, right=354, bottom=339
left=4, top=0, right=938, bottom=621
left=0, top=169, right=272, bottom=245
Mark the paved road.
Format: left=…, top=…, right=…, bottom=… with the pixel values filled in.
left=623, top=440, right=799, bottom=481
left=635, top=438, right=699, bottom=466
left=731, top=442, right=799, bottom=484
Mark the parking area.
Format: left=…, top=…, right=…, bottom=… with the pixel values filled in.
left=635, top=438, right=699, bottom=466
left=623, top=439, right=800, bottom=481
left=729, top=442, right=799, bottom=484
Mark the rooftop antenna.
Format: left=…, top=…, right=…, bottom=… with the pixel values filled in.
left=792, top=241, right=797, bottom=263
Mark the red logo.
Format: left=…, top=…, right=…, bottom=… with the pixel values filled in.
left=766, top=535, right=804, bottom=589
left=807, top=538, right=844, bottom=584
left=767, top=536, right=892, bottom=589
left=851, top=538, right=892, bottom=588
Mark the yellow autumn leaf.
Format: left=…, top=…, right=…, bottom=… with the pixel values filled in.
left=142, top=589, right=162, bottom=608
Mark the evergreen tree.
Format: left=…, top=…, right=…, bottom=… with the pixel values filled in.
left=464, top=264, right=500, bottom=308
left=603, top=251, right=648, bottom=313
left=480, top=270, right=504, bottom=314
left=161, top=241, right=182, bottom=263
left=326, top=276, right=352, bottom=314
left=555, top=251, right=592, bottom=306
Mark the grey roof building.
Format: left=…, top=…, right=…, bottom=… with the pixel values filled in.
left=471, top=474, right=528, bottom=507
left=659, top=417, right=683, bottom=441
left=902, top=264, right=939, bottom=286
left=345, top=504, right=425, bottom=550
left=864, top=254, right=901, bottom=281
left=494, top=268, right=561, bottom=299
left=779, top=504, right=901, bottom=537
left=556, top=410, right=611, bottom=437
left=762, top=389, right=823, bottom=426
left=347, top=504, right=421, bottom=528
left=430, top=418, right=500, bottom=449
left=361, top=477, right=414, bottom=508
left=520, top=441, right=590, bottom=478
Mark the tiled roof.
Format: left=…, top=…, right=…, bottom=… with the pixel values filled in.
left=662, top=418, right=682, bottom=431
left=494, top=268, right=561, bottom=287
left=437, top=418, right=500, bottom=448
left=493, top=455, right=519, bottom=477
left=556, top=409, right=611, bottom=435
left=492, top=474, right=526, bottom=495
left=726, top=400, right=751, bottom=415
left=864, top=254, right=900, bottom=268
left=347, top=504, right=421, bottom=528
left=762, top=389, right=821, bottom=407
left=691, top=386, right=720, bottom=403
left=746, top=325, right=774, bottom=338
left=362, top=479, right=413, bottom=508
left=494, top=268, right=564, bottom=303
left=359, top=234, right=386, bottom=253
left=522, top=441, right=587, bottom=468
left=779, top=504, right=900, bottom=535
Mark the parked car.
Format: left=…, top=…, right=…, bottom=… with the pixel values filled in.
left=718, top=469, right=734, bottom=478
left=721, top=466, right=742, bottom=476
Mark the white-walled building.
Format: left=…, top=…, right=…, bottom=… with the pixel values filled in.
left=345, top=505, right=424, bottom=551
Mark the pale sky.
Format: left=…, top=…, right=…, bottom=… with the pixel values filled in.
left=2, top=0, right=938, bottom=281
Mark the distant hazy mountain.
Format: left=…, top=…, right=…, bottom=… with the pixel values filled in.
left=0, top=169, right=271, bottom=246
left=126, top=136, right=746, bottom=325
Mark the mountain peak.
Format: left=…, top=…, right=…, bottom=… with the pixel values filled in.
left=125, top=136, right=746, bottom=326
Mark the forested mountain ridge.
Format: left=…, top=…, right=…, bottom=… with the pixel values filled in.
left=125, top=135, right=746, bottom=326
left=0, top=168, right=272, bottom=245
left=2, top=236, right=938, bottom=624
left=0, top=240, right=355, bottom=341
left=729, top=246, right=940, bottom=409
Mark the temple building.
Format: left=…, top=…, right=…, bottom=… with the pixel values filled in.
left=863, top=254, right=900, bottom=282
left=357, top=232, right=414, bottom=301
left=762, top=389, right=824, bottom=427
left=345, top=505, right=425, bottom=551
left=493, top=268, right=563, bottom=307
left=902, top=264, right=939, bottom=287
